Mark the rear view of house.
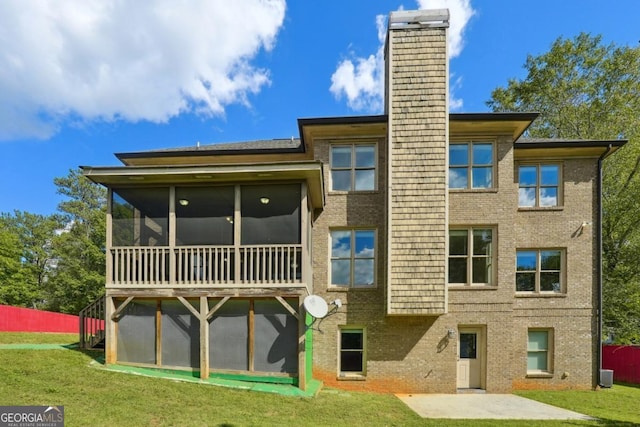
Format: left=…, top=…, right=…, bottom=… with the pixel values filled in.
left=82, top=8, right=626, bottom=393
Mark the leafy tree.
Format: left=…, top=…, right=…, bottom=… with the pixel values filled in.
left=45, top=169, right=107, bottom=314
left=0, top=211, right=62, bottom=308
left=0, top=227, right=34, bottom=306
left=488, top=33, right=640, bottom=343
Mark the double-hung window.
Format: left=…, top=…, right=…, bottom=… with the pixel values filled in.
left=330, top=144, right=376, bottom=191
left=339, top=327, right=366, bottom=377
left=449, top=142, right=494, bottom=189
left=518, top=164, right=561, bottom=207
left=527, top=329, right=553, bottom=375
left=516, top=249, right=563, bottom=293
left=448, top=228, right=494, bottom=286
left=330, top=229, right=375, bottom=288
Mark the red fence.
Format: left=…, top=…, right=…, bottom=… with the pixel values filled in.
left=0, top=305, right=79, bottom=333
left=603, top=345, right=640, bottom=384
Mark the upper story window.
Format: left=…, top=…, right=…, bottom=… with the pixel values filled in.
left=330, top=229, right=375, bottom=288
left=449, top=142, right=494, bottom=189
left=519, top=164, right=561, bottom=207
left=449, top=228, right=494, bottom=286
left=516, top=249, right=563, bottom=293
left=330, top=144, right=376, bottom=191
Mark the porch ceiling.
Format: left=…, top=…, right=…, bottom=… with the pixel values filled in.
left=81, top=161, right=325, bottom=209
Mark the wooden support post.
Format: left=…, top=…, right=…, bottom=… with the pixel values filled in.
left=300, top=183, right=309, bottom=291
left=298, top=295, right=307, bottom=391
left=106, top=189, right=113, bottom=285
left=169, top=188, right=176, bottom=284
left=105, top=296, right=117, bottom=364
left=200, top=296, right=209, bottom=379
left=248, top=299, right=254, bottom=372
left=234, top=185, right=241, bottom=284
left=156, top=300, right=162, bottom=366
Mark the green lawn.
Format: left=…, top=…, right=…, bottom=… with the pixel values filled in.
left=1, top=332, right=638, bottom=426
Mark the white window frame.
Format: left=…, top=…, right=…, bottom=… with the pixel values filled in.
left=338, top=326, right=366, bottom=378
left=527, top=328, right=554, bottom=375
left=448, top=227, right=495, bottom=286
left=516, top=249, right=565, bottom=294
left=518, top=163, right=563, bottom=208
left=329, top=229, right=376, bottom=288
left=329, top=143, right=377, bottom=192
left=449, top=141, right=495, bottom=189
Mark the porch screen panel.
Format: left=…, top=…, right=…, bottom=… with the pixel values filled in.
left=253, top=299, right=298, bottom=373
left=112, top=187, right=169, bottom=246
left=209, top=299, right=249, bottom=371
left=241, top=184, right=301, bottom=244
left=161, top=300, right=199, bottom=368
left=175, top=186, right=234, bottom=245
left=117, top=300, right=156, bottom=364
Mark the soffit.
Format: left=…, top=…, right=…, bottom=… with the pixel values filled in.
left=298, top=116, right=388, bottom=152
left=513, top=140, right=627, bottom=159
left=116, top=151, right=313, bottom=167
left=450, top=113, right=538, bottom=140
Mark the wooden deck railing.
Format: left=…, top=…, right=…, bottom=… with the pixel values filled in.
left=110, top=245, right=303, bottom=286
left=175, top=246, right=234, bottom=284
left=240, top=245, right=301, bottom=284
left=112, top=247, right=171, bottom=285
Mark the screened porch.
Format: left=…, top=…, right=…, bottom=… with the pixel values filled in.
left=106, top=183, right=311, bottom=289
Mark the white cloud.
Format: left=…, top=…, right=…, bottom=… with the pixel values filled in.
left=330, top=0, right=475, bottom=113
left=449, top=73, right=464, bottom=110
left=0, top=0, right=286, bottom=140
left=417, top=0, right=475, bottom=58
left=329, top=15, right=386, bottom=113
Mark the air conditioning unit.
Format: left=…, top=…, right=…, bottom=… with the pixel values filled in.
left=600, top=369, right=614, bottom=388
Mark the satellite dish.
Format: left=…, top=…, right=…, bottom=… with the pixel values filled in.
left=304, top=295, right=329, bottom=319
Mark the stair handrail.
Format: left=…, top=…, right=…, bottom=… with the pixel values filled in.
left=79, top=295, right=106, bottom=349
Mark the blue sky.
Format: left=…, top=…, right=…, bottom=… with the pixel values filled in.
left=1, top=0, right=638, bottom=215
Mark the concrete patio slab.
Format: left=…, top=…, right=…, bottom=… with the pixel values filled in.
left=396, top=393, right=595, bottom=420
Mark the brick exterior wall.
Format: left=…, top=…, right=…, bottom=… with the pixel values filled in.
left=310, top=135, right=600, bottom=393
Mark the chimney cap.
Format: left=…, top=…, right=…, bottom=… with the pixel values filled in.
left=388, top=9, right=449, bottom=29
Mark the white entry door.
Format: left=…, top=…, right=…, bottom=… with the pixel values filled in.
left=457, top=329, right=482, bottom=389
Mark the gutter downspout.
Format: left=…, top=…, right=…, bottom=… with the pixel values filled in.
left=597, top=144, right=612, bottom=387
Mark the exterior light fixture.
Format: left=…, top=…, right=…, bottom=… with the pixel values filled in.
left=447, top=328, right=456, bottom=339
left=178, top=199, right=189, bottom=206
left=225, top=216, right=233, bottom=224
left=260, top=197, right=270, bottom=204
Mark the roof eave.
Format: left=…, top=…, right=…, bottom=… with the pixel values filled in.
left=298, top=115, right=388, bottom=153
left=449, top=112, right=539, bottom=140
left=513, top=139, right=628, bottom=159
left=80, top=161, right=326, bottom=209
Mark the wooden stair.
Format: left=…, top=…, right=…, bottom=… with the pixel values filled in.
left=79, top=296, right=105, bottom=349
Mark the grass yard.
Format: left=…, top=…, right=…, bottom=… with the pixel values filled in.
left=1, top=332, right=639, bottom=426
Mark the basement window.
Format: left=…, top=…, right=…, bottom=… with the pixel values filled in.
left=527, top=329, right=554, bottom=375
left=339, top=327, right=366, bottom=378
